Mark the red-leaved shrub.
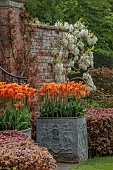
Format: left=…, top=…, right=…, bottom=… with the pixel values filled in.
left=87, top=108, right=113, bottom=157
left=0, top=130, right=56, bottom=170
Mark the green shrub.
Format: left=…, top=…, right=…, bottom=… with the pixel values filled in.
left=90, top=67, right=113, bottom=92
left=87, top=90, right=113, bottom=108
left=94, top=49, right=113, bottom=69
left=88, top=67, right=113, bottom=108
left=87, top=108, right=113, bottom=157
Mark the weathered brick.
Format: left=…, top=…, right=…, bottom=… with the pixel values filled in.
left=0, top=1, right=67, bottom=90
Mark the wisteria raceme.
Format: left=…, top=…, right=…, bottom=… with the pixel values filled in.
left=83, top=73, right=96, bottom=91
left=52, top=21, right=97, bottom=91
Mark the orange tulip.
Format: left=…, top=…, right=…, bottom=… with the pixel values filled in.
left=14, top=101, right=24, bottom=108
left=0, top=82, right=36, bottom=109
left=38, top=81, right=89, bottom=101
left=28, top=99, right=32, bottom=104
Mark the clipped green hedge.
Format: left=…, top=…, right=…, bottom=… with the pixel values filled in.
left=87, top=108, right=113, bottom=158
left=89, top=67, right=113, bottom=96
left=94, top=49, right=113, bottom=69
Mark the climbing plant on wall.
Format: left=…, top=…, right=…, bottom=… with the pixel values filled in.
left=51, top=21, right=97, bottom=91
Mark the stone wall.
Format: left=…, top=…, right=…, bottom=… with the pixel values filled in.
left=0, top=0, right=24, bottom=74
left=0, top=0, right=68, bottom=140
left=0, top=0, right=67, bottom=89
left=26, top=24, right=67, bottom=89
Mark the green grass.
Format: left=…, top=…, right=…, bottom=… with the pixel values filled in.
left=69, top=157, right=113, bottom=170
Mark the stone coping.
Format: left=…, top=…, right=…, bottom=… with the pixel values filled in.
left=0, top=0, right=24, bottom=8
left=0, top=0, right=24, bottom=2
left=27, top=23, right=69, bottom=32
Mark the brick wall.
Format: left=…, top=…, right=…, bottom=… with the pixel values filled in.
left=0, top=0, right=24, bottom=73
left=26, top=24, right=67, bottom=89
left=0, top=0, right=69, bottom=139
left=0, top=0, right=68, bottom=89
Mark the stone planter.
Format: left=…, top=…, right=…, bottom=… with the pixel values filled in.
left=21, top=127, right=32, bottom=138
left=36, top=117, right=88, bottom=163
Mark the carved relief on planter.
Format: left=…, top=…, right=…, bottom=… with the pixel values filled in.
left=36, top=117, right=88, bottom=162
left=78, top=118, right=88, bottom=161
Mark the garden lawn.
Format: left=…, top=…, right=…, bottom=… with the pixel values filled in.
left=69, top=156, right=113, bottom=170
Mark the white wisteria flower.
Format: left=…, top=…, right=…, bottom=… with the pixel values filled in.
left=77, top=41, right=84, bottom=50
left=58, top=50, right=63, bottom=59
left=67, top=67, right=71, bottom=73
left=74, top=56, right=79, bottom=62
left=69, top=60, right=75, bottom=67
left=74, top=22, right=85, bottom=30
left=63, top=22, right=70, bottom=29
left=69, top=24, right=74, bottom=32
left=83, top=72, right=96, bottom=91
left=80, top=29, right=88, bottom=37
left=54, top=63, right=64, bottom=73
left=74, top=47, right=79, bottom=56
left=63, top=39, right=68, bottom=47
left=87, top=35, right=98, bottom=45
left=54, top=21, right=63, bottom=27
left=52, top=21, right=97, bottom=90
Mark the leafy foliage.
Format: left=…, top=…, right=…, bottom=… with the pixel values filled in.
left=87, top=90, right=113, bottom=108
left=0, top=106, right=31, bottom=130
left=87, top=108, right=113, bottom=157
left=24, top=0, right=113, bottom=68
left=24, top=0, right=77, bottom=24
left=0, top=82, right=36, bottom=130
left=87, top=67, right=113, bottom=108
left=0, top=130, right=56, bottom=170
left=71, top=0, right=113, bottom=67
left=109, top=0, right=113, bottom=12
left=90, top=67, right=113, bottom=94
left=94, top=49, right=113, bottom=69
left=38, top=82, right=88, bottom=117
left=52, top=21, right=97, bottom=91
left=40, top=99, right=86, bottom=117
